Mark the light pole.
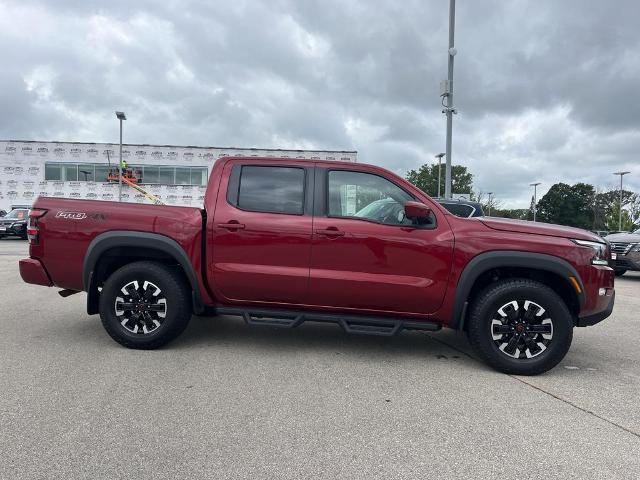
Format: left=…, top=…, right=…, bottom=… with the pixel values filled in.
left=613, top=171, right=630, bottom=231
left=530, top=182, right=541, bottom=222
left=435, top=153, right=445, bottom=197
left=440, top=0, right=457, bottom=199
left=487, top=192, right=493, bottom=216
left=115, top=111, right=126, bottom=202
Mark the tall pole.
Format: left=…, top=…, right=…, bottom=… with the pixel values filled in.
left=118, top=118, right=123, bottom=202
left=435, top=153, right=445, bottom=197
left=444, top=0, right=456, bottom=199
left=115, top=111, right=126, bottom=202
left=614, top=171, right=630, bottom=231
left=487, top=192, right=493, bottom=216
left=530, top=182, right=541, bottom=222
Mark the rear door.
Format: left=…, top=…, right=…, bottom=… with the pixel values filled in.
left=308, top=167, right=453, bottom=315
left=210, top=160, right=314, bottom=305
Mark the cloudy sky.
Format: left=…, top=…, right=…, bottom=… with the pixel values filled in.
left=1, top=0, right=639, bottom=207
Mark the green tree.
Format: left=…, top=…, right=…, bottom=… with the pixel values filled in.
left=606, top=200, right=637, bottom=232
left=536, top=183, right=596, bottom=229
left=406, top=164, right=474, bottom=198
left=594, top=189, right=635, bottom=230
left=492, top=208, right=529, bottom=220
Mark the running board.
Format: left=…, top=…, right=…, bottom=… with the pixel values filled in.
left=215, top=307, right=441, bottom=337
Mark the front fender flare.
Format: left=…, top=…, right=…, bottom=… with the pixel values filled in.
left=449, top=251, right=585, bottom=330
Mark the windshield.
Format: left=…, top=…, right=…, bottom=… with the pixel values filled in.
left=4, top=209, right=28, bottom=220
left=634, top=228, right=640, bottom=234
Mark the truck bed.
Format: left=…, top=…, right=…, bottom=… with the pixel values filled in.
left=29, top=197, right=204, bottom=292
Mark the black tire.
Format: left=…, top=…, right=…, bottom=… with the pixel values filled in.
left=467, top=278, right=573, bottom=375
left=614, top=268, right=627, bottom=277
left=99, top=261, right=191, bottom=349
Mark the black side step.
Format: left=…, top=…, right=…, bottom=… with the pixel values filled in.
left=215, top=307, right=441, bottom=337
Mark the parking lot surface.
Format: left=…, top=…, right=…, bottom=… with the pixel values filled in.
left=1, top=239, right=639, bottom=479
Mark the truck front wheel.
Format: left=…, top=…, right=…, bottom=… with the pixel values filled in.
left=467, top=278, right=573, bottom=375
left=99, top=261, right=191, bottom=349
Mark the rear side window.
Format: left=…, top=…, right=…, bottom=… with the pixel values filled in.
left=236, top=166, right=305, bottom=214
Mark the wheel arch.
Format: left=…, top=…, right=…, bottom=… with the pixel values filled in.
left=83, top=231, right=205, bottom=315
left=450, top=251, right=585, bottom=330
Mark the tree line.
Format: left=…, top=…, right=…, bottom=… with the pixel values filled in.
left=405, top=163, right=639, bottom=231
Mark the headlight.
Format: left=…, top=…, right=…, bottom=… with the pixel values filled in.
left=572, top=239, right=609, bottom=265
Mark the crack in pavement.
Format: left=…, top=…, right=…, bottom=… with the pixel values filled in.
left=425, top=332, right=640, bottom=440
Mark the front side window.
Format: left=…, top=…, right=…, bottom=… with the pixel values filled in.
left=328, top=170, right=415, bottom=226
left=237, top=166, right=305, bottom=214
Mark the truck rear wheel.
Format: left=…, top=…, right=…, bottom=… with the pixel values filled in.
left=466, top=278, right=573, bottom=375
left=99, top=261, right=191, bottom=349
left=614, top=268, right=627, bottom=277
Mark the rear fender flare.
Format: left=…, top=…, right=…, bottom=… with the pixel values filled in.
left=83, top=231, right=204, bottom=315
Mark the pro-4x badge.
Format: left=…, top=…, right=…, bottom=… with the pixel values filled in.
left=56, top=211, right=87, bottom=220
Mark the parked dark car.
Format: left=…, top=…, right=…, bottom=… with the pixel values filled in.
left=0, top=208, right=30, bottom=239
left=434, top=198, right=484, bottom=218
left=605, top=229, right=640, bottom=276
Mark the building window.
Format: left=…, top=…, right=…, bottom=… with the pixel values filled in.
left=63, top=163, right=78, bottom=181
left=143, top=166, right=159, bottom=184
left=78, top=165, right=95, bottom=181
left=175, top=167, right=191, bottom=185
left=44, top=162, right=209, bottom=186
left=45, top=164, right=61, bottom=181
left=159, top=166, right=174, bottom=184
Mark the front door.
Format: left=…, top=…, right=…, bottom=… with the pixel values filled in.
left=308, top=168, right=453, bottom=316
left=210, top=160, right=314, bottom=305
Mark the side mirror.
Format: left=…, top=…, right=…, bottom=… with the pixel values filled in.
left=404, top=201, right=432, bottom=220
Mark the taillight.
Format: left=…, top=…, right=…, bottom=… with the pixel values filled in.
left=27, top=208, right=47, bottom=245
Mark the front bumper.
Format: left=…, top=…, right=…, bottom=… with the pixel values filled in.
left=611, top=251, right=640, bottom=271
left=0, top=223, right=27, bottom=237
left=19, top=258, right=53, bottom=287
left=577, top=291, right=615, bottom=327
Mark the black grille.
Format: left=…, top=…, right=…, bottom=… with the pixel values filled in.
left=610, top=242, right=635, bottom=255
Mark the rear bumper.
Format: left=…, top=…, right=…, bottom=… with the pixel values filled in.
left=577, top=290, right=615, bottom=327
left=19, top=258, right=53, bottom=287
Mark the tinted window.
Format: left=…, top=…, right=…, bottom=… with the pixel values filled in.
left=328, top=170, right=414, bottom=225
left=238, top=166, right=305, bottom=214
left=441, top=202, right=475, bottom=218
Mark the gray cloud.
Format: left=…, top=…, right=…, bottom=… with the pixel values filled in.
left=0, top=0, right=638, bottom=206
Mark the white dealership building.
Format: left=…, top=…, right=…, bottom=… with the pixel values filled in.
left=0, top=140, right=357, bottom=211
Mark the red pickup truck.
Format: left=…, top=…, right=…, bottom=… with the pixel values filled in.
left=19, top=157, right=615, bottom=374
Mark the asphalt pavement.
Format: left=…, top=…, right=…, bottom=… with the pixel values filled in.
left=1, top=238, right=639, bottom=479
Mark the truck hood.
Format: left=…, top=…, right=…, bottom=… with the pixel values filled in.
left=604, top=232, right=640, bottom=243
left=479, top=217, right=602, bottom=242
